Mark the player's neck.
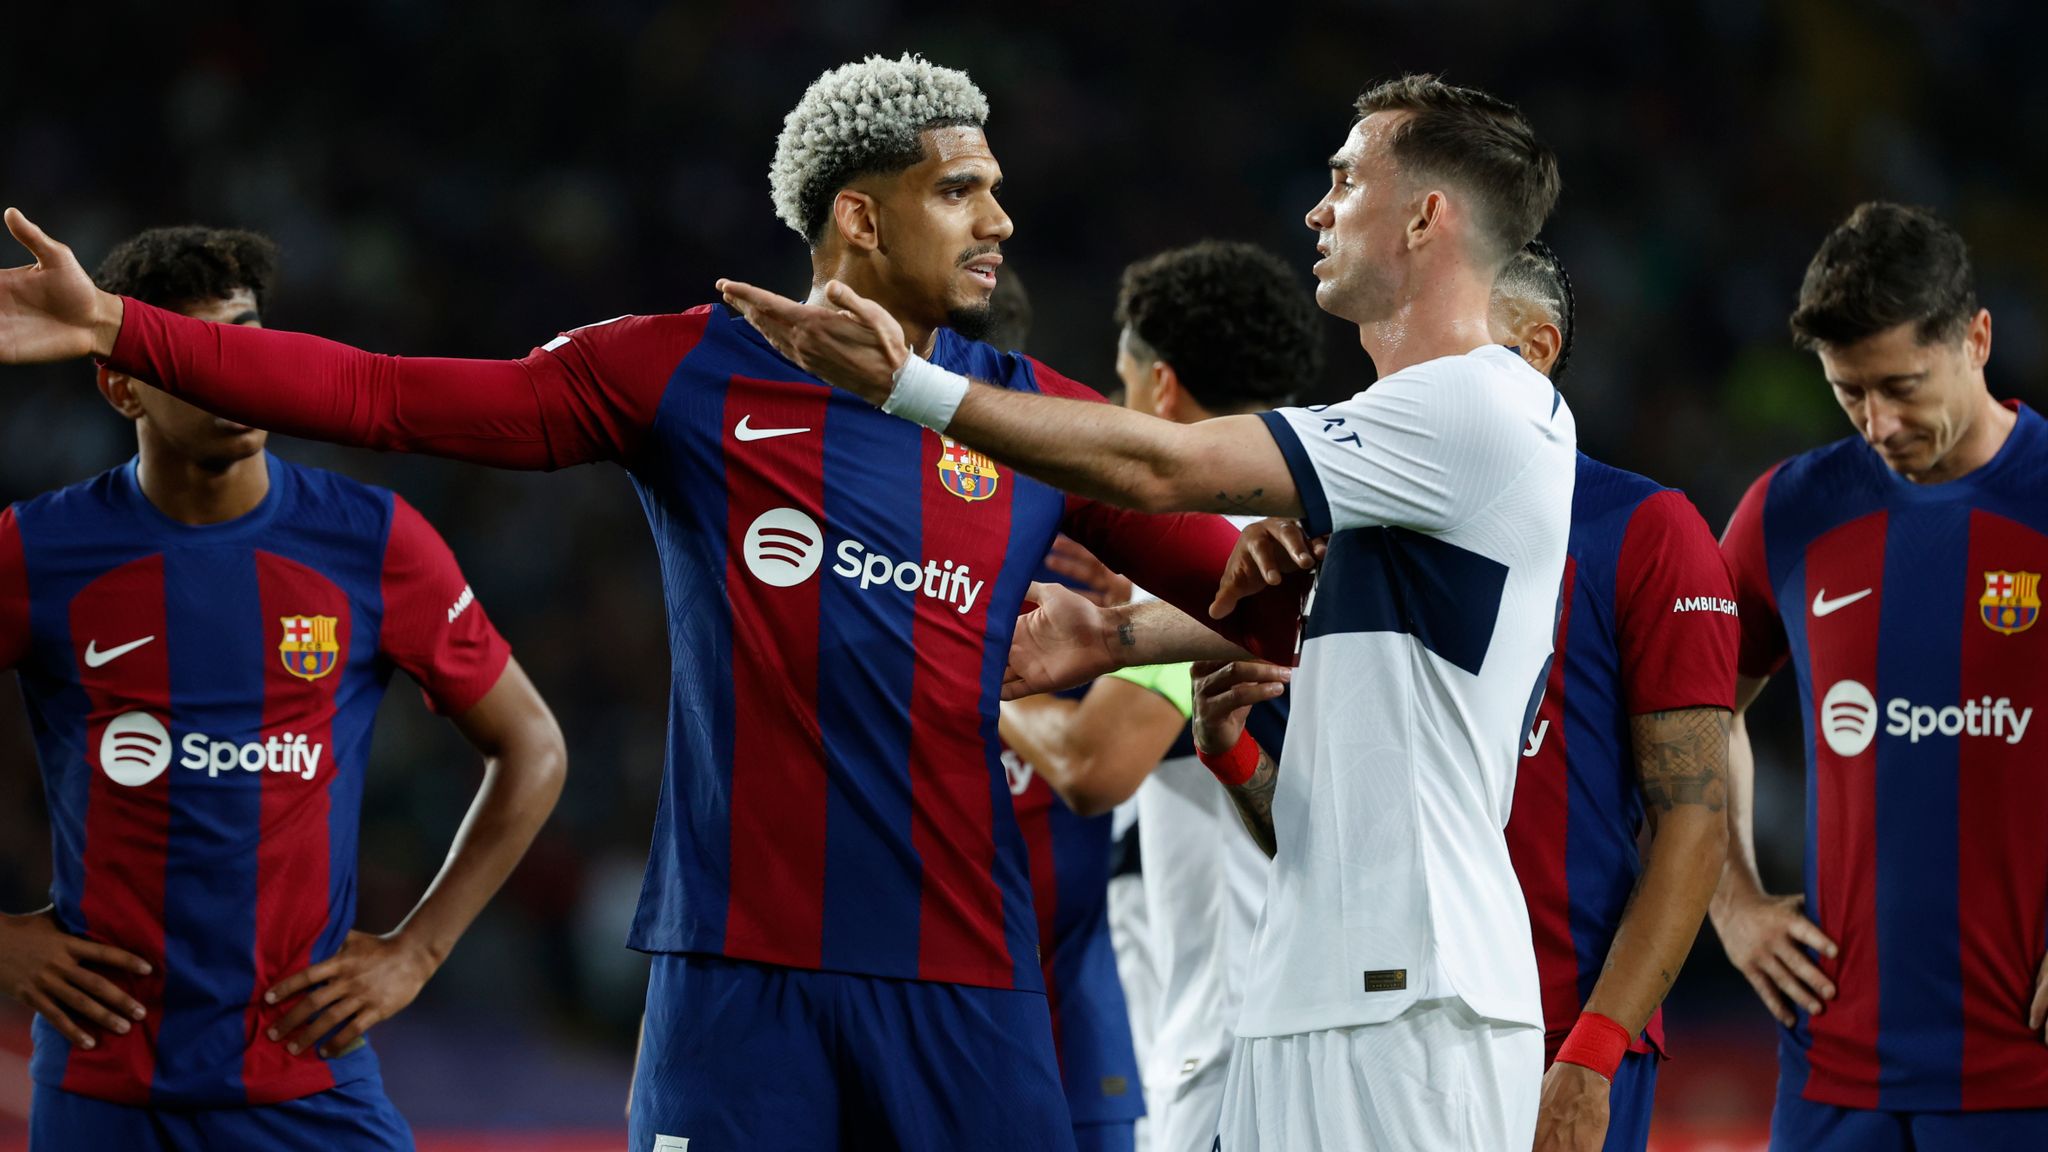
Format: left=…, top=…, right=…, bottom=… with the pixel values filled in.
left=807, top=269, right=938, bottom=358
left=1911, top=392, right=2018, bottom=485
left=1355, top=269, right=1499, bottom=377
left=136, top=448, right=271, bottom=526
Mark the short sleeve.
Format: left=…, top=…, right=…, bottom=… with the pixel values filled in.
left=1719, top=465, right=1789, bottom=679
left=0, top=507, right=28, bottom=671
left=1255, top=353, right=1559, bottom=538
left=379, top=495, right=511, bottom=715
left=1613, top=490, right=1740, bottom=714
left=1105, top=662, right=1195, bottom=720
left=514, top=308, right=713, bottom=465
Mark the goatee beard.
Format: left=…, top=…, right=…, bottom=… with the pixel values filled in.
left=946, top=301, right=996, bottom=343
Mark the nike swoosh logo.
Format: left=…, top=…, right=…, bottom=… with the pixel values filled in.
left=84, top=635, right=156, bottom=668
left=1812, top=588, right=1873, bottom=617
left=734, top=416, right=811, bottom=442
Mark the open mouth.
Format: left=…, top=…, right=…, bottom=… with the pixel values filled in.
left=961, top=253, right=1003, bottom=288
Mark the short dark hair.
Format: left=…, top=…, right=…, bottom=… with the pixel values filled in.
left=1493, top=238, right=1576, bottom=385
left=1789, top=202, right=1979, bottom=350
left=1354, top=74, right=1560, bottom=266
left=95, top=226, right=281, bottom=314
left=1115, top=240, right=1323, bottom=411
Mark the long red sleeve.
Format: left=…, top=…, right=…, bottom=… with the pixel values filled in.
left=106, top=298, right=706, bottom=469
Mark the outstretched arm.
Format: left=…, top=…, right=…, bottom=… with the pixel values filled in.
left=262, top=661, right=566, bottom=1056
left=718, top=277, right=1301, bottom=517
left=0, top=210, right=686, bottom=469
left=1003, top=583, right=1267, bottom=700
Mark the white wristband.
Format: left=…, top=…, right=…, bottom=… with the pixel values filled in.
left=882, top=354, right=970, bottom=431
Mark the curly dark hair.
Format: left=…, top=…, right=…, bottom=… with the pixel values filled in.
left=1114, top=241, right=1323, bottom=412
left=1355, top=74, right=1560, bottom=265
left=94, top=226, right=281, bottom=314
left=1789, top=202, right=1978, bottom=350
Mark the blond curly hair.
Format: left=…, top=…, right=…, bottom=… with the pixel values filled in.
left=769, top=54, right=989, bottom=244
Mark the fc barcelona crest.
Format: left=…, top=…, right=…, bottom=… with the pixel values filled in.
left=937, top=436, right=1000, bottom=503
left=280, top=615, right=341, bottom=681
left=1979, top=571, right=2041, bottom=635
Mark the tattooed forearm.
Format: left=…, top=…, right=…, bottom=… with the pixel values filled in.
left=1116, top=621, right=1136, bottom=649
left=1210, top=489, right=1267, bottom=515
left=1227, top=750, right=1281, bottom=858
left=1632, top=707, right=1732, bottom=819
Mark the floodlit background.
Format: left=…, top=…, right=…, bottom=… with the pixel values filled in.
left=4, top=1, right=2045, bottom=1147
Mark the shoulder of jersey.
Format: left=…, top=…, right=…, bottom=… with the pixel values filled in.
left=934, top=329, right=1032, bottom=393
left=1763, top=431, right=1876, bottom=502
left=11, top=464, right=131, bottom=524
left=1575, top=454, right=1672, bottom=509
left=276, top=459, right=403, bottom=535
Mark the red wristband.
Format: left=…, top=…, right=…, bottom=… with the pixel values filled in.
left=1554, top=1012, right=1631, bottom=1080
left=1197, top=729, right=1262, bottom=787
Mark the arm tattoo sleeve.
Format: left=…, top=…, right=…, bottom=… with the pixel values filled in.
left=1227, top=749, right=1281, bottom=858
left=1631, top=707, right=1731, bottom=819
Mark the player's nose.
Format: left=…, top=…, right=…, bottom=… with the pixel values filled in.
left=979, top=200, right=1014, bottom=243
left=1863, top=398, right=1905, bottom=446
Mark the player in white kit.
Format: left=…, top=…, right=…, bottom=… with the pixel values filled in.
left=996, top=241, right=1320, bottom=1152
left=719, top=73, right=1572, bottom=1149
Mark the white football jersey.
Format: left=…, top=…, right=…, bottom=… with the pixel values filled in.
left=1236, top=344, right=1575, bottom=1037
left=1138, top=754, right=1268, bottom=1088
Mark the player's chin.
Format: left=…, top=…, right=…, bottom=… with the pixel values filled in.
left=199, top=429, right=269, bottom=466
left=945, top=298, right=998, bottom=343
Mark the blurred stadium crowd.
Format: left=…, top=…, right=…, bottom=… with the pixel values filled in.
left=2, top=0, right=2043, bottom=1143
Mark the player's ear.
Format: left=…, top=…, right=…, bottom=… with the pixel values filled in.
left=831, top=190, right=881, bottom=253
left=1964, top=307, right=1992, bottom=372
left=1407, top=189, right=1447, bottom=251
left=97, top=366, right=147, bottom=421
left=1523, top=321, right=1563, bottom=378
left=1152, top=360, right=1191, bottom=421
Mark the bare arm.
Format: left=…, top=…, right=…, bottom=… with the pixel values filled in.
left=946, top=389, right=1301, bottom=516
left=1223, top=748, right=1281, bottom=859
left=1717, top=675, right=1771, bottom=903
left=1708, top=673, right=1840, bottom=1026
left=263, top=660, right=567, bottom=1055
left=1004, top=586, right=1262, bottom=701
left=1190, top=660, right=1292, bottom=858
left=1579, top=707, right=1730, bottom=1037
left=716, top=277, right=1302, bottom=517
left=998, top=678, right=1190, bottom=818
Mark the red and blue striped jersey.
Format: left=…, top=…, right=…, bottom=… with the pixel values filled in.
left=102, top=299, right=1302, bottom=995
left=0, top=454, right=509, bottom=1108
left=1009, top=752, right=1145, bottom=1125
left=1722, top=401, right=2048, bottom=1112
left=1507, top=454, right=1738, bottom=1065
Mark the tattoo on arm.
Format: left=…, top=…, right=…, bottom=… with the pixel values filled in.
left=1116, top=621, right=1136, bottom=649
left=1632, top=707, right=1731, bottom=820
left=1227, top=750, right=1281, bottom=858
left=1211, top=489, right=1266, bottom=515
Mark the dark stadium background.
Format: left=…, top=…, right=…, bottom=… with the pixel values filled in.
left=3, top=1, right=2043, bottom=1146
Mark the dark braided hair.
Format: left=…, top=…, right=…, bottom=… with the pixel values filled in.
left=1494, top=237, right=1575, bottom=385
